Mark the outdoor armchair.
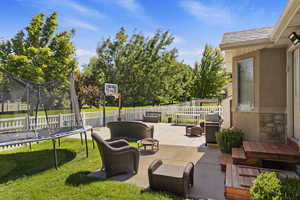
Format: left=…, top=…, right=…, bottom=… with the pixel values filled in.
left=92, top=133, right=140, bottom=178
left=186, top=122, right=204, bottom=137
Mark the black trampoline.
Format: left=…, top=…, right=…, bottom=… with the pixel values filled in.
left=0, top=68, right=93, bottom=169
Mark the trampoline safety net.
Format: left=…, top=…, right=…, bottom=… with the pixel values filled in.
left=0, top=68, right=83, bottom=144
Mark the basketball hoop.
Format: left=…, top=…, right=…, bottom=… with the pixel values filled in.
left=103, top=83, right=122, bottom=122
left=110, top=93, right=120, bottom=99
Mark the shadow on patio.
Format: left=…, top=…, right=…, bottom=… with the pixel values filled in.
left=89, top=144, right=225, bottom=200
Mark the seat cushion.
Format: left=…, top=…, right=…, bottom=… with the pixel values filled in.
left=153, top=164, right=185, bottom=178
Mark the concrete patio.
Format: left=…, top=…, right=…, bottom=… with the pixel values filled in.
left=89, top=144, right=225, bottom=200
left=71, top=123, right=206, bottom=147
left=81, top=123, right=225, bottom=200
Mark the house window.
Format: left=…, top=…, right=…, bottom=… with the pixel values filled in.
left=237, top=58, right=254, bottom=111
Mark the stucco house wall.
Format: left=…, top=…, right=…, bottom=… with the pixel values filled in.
left=230, top=48, right=287, bottom=142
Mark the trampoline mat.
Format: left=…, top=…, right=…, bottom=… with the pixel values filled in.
left=0, top=126, right=87, bottom=146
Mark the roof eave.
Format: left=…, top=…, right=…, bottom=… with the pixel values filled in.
left=271, top=0, right=300, bottom=43
left=220, top=38, right=273, bottom=51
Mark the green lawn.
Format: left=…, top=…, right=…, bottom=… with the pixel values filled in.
left=0, top=138, right=181, bottom=200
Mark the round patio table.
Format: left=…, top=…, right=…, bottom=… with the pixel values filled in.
left=137, top=138, right=159, bottom=152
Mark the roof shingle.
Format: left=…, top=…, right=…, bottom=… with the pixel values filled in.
left=220, top=27, right=274, bottom=46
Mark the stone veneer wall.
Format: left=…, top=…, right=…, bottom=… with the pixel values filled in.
left=259, top=113, right=286, bottom=143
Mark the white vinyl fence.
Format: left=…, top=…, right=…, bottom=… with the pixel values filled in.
left=0, top=105, right=223, bottom=132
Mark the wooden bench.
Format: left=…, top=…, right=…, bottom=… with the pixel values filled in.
left=143, top=111, right=162, bottom=123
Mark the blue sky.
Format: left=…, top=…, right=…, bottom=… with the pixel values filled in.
left=1, top=0, right=287, bottom=67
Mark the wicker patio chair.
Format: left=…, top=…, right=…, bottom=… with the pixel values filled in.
left=92, top=133, right=140, bottom=178
left=186, top=122, right=204, bottom=137
left=148, top=159, right=194, bottom=197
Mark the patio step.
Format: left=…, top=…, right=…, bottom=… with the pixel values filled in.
left=220, top=153, right=232, bottom=171
left=232, top=147, right=247, bottom=165
left=243, top=141, right=300, bottom=164
left=232, top=148, right=246, bottom=160
left=232, top=147, right=262, bottom=167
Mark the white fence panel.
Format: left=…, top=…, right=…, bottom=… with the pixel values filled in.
left=0, top=105, right=223, bottom=132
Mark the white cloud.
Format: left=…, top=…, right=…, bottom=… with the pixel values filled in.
left=178, top=49, right=202, bottom=56
left=18, top=0, right=105, bottom=18
left=62, top=18, right=99, bottom=31
left=76, top=49, right=97, bottom=67
left=61, top=0, right=105, bottom=18
left=173, top=35, right=185, bottom=44
left=76, top=49, right=96, bottom=57
left=180, top=0, right=232, bottom=25
left=178, top=48, right=203, bottom=66
left=115, top=0, right=140, bottom=12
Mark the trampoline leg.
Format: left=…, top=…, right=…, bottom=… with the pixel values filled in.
left=80, top=132, right=83, bottom=145
left=52, top=139, right=58, bottom=169
left=58, top=138, right=61, bottom=147
left=29, top=142, right=32, bottom=150
left=84, top=131, right=88, bottom=158
left=91, top=128, right=95, bottom=149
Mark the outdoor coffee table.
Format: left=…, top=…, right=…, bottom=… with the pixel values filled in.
left=137, top=138, right=159, bottom=151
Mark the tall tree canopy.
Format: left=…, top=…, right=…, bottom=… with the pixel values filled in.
left=192, top=44, right=230, bottom=99
left=0, top=12, right=76, bottom=82
left=85, top=28, right=193, bottom=106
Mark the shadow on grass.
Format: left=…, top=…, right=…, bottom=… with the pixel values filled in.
left=141, top=188, right=182, bottom=199
left=0, top=149, right=76, bottom=184
left=65, top=171, right=100, bottom=186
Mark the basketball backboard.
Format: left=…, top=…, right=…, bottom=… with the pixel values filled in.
left=104, top=83, right=118, bottom=96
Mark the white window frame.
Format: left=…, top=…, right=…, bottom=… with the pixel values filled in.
left=237, top=58, right=254, bottom=112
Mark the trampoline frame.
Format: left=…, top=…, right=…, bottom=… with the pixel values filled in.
left=0, top=68, right=93, bottom=169
left=0, top=125, right=94, bottom=169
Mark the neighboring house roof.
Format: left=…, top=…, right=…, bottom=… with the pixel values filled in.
left=220, top=27, right=273, bottom=50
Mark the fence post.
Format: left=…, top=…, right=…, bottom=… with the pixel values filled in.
left=25, top=116, right=29, bottom=130
left=99, top=110, right=102, bottom=126
left=59, top=114, right=63, bottom=128
left=82, top=112, right=86, bottom=127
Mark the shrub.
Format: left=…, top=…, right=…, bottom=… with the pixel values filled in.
left=250, top=172, right=282, bottom=200
left=281, top=178, right=300, bottom=200
left=215, top=129, right=243, bottom=153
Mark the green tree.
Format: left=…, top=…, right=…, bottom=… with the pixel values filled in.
left=0, top=12, right=76, bottom=82
left=75, top=57, right=103, bottom=108
left=193, top=44, right=230, bottom=99
left=86, top=28, right=193, bottom=106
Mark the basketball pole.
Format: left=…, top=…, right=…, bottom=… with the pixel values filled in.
left=102, top=93, right=106, bottom=127
left=117, top=93, right=122, bottom=121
